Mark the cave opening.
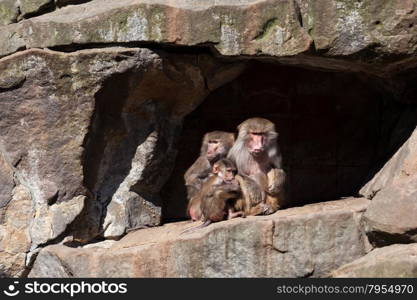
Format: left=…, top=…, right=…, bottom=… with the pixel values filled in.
left=161, top=60, right=417, bottom=222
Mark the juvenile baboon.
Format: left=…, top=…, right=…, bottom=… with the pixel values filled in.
left=228, top=118, right=286, bottom=215
left=181, top=159, right=243, bottom=234
left=184, top=131, right=235, bottom=221
left=232, top=174, right=266, bottom=216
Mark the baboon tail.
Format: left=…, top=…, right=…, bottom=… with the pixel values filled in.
left=180, top=220, right=212, bottom=235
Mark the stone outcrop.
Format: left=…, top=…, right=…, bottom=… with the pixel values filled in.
left=362, top=177, right=417, bottom=246
left=0, top=0, right=18, bottom=26
left=29, top=198, right=370, bottom=278
left=0, top=47, right=242, bottom=276
left=0, top=185, right=32, bottom=277
left=19, top=0, right=54, bottom=17
left=0, top=0, right=91, bottom=26
left=360, top=124, right=417, bottom=246
left=331, top=243, right=417, bottom=278
left=360, top=126, right=417, bottom=199
left=0, top=0, right=417, bottom=75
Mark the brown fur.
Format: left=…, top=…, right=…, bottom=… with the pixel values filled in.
left=199, top=159, right=241, bottom=222
left=184, top=131, right=235, bottom=221
left=228, top=118, right=286, bottom=215
left=181, top=159, right=243, bottom=234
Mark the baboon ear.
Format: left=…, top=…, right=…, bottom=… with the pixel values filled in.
left=212, top=163, right=220, bottom=174
left=237, top=121, right=244, bottom=131
left=270, top=131, right=279, bottom=139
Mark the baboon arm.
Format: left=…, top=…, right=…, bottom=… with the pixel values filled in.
left=247, top=203, right=268, bottom=216
left=236, top=175, right=265, bottom=205
left=268, top=146, right=285, bottom=195
left=186, top=185, right=199, bottom=200
left=267, top=168, right=286, bottom=196
left=212, top=184, right=240, bottom=199
left=184, top=157, right=210, bottom=184
left=270, top=145, right=283, bottom=168
left=227, top=208, right=244, bottom=219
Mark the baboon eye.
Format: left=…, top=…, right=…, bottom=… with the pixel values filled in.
left=209, top=140, right=219, bottom=144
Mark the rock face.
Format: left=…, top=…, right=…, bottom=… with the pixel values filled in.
left=0, top=185, right=32, bottom=277
left=0, top=0, right=18, bottom=25
left=0, top=0, right=417, bottom=74
left=360, top=125, right=417, bottom=199
left=362, top=176, right=417, bottom=246
left=331, top=243, right=417, bottom=278
left=0, top=0, right=90, bottom=26
left=360, top=124, right=417, bottom=246
left=29, top=198, right=370, bottom=278
left=19, top=0, right=53, bottom=17
left=0, top=47, right=242, bottom=276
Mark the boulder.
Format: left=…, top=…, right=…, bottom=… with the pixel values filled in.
left=19, top=0, right=53, bottom=17
left=0, top=0, right=415, bottom=74
left=362, top=176, right=417, bottom=246
left=331, top=243, right=417, bottom=278
left=29, top=198, right=370, bottom=278
left=360, top=127, right=417, bottom=199
left=0, top=185, right=32, bottom=277
left=0, top=0, right=18, bottom=25
left=360, top=123, right=417, bottom=246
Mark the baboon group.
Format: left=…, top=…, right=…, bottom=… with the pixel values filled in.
left=183, top=118, right=286, bottom=232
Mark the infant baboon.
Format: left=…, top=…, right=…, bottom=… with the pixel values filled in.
left=184, top=131, right=235, bottom=221
left=181, top=159, right=243, bottom=234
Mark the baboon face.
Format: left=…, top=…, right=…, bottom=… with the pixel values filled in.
left=239, top=118, right=277, bottom=156
left=246, top=131, right=267, bottom=155
left=202, top=131, right=235, bottom=162
left=213, top=159, right=237, bottom=183
left=206, top=139, right=225, bottom=161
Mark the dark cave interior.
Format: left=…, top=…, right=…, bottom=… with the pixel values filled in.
left=161, top=61, right=417, bottom=221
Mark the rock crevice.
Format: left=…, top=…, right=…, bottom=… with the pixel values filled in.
left=29, top=198, right=370, bottom=278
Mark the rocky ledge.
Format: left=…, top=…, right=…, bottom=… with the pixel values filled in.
left=29, top=198, right=370, bottom=278
left=331, top=243, right=417, bottom=278
left=1, top=0, right=417, bottom=75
